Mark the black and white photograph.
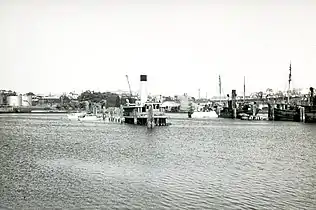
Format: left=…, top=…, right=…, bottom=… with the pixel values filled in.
left=1, top=0, right=315, bottom=209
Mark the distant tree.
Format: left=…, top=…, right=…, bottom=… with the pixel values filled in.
left=26, top=92, right=35, bottom=96
left=7, top=91, right=17, bottom=96
left=164, top=96, right=173, bottom=101
left=77, top=90, right=124, bottom=108
left=79, top=102, right=86, bottom=110
left=289, top=88, right=301, bottom=97
left=56, top=104, right=62, bottom=110
left=60, top=95, right=71, bottom=104
left=265, top=88, right=274, bottom=98
left=275, top=91, right=284, bottom=98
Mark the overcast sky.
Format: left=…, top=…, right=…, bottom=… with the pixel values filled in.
left=1, top=0, right=316, bottom=97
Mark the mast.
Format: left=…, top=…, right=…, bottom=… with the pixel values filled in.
left=288, top=61, right=292, bottom=104
left=243, top=76, right=246, bottom=103
left=219, top=75, right=222, bottom=104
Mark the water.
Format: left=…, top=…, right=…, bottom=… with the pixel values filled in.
left=1, top=114, right=316, bottom=209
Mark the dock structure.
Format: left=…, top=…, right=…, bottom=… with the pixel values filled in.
left=122, top=103, right=168, bottom=126
left=121, top=74, right=169, bottom=127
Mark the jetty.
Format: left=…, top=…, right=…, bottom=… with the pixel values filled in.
left=122, top=75, right=169, bottom=127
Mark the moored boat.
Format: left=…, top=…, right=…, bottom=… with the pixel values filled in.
left=191, top=110, right=218, bottom=119
left=301, top=87, right=316, bottom=123
left=78, top=114, right=103, bottom=122
left=67, top=112, right=87, bottom=120
left=122, top=75, right=169, bottom=127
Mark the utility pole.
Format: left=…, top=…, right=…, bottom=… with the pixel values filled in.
left=198, top=88, right=200, bottom=99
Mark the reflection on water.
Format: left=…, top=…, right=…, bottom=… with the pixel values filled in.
left=1, top=114, right=316, bottom=209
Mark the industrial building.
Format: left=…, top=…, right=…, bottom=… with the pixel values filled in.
left=0, top=94, right=33, bottom=107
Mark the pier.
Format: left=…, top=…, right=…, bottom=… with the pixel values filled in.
left=124, top=115, right=168, bottom=126
left=121, top=75, right=169, bottom=127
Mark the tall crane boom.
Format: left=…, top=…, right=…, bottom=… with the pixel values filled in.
left=125, top=75, right=132, bottom=97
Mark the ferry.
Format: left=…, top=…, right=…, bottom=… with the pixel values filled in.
left=122, top=74, right=169, bottom=128
left=122, top=101, right=168, bottom=127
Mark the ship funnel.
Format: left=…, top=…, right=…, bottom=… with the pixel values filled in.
left=140, top=75, right=148, bottom=105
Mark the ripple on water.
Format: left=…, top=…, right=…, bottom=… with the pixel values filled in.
left=0, top=114, right=316, bottom=209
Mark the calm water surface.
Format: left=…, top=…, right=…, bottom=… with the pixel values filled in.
left=1, top=114, right=316, bottom=209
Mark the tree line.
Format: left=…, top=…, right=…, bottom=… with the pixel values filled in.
left=59, top=90, right=136, bottom=110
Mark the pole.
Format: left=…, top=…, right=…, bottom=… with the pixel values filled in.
left=219, top=75, right=222, bottom=104
left=243, top=76, right=246, bottom=103
left=288, top=61, right=291, bottom=104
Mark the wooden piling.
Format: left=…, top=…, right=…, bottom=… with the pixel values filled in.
left=233, top=108, right=237, bottom=119
left=300, top=107, right=305, bottom=123
left=253, top=104, right=257, bottom=117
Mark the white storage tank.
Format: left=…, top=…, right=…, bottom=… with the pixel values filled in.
left=7, top=95, right=22, bottom=107
left=22, top=95, right=32, bottom=106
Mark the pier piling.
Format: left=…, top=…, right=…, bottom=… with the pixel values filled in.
left=233, top=108, right=237, bottom=119
left=300, top=107, right=305, bottom=123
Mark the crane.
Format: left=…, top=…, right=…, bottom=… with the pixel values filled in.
left=125, top=75, right=132, bottom=97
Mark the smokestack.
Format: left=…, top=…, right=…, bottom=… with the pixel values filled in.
left=140, top=75, right=148, bottom=105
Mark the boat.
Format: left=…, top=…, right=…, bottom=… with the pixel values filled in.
left=122, top=101, right=168, bottom=126
left=218, top=104, right=259, bottom=119
left=217, top=88, right=260, bottom=119
left=301, top=87, right=316, bottom=123
left=216, top=76, right=261, bottom=119
left=267, top=62, right=300, bottom=122
left=303, top=105, right=316, bottom=123
left=186, top=101, right=218, bottom=119
left=67, top=112, right=87, bottom=120
left=268, top=103, right=299, bottom=121
left=191, top=110, right=218, bottom=119
left=122, top=75, right=169, bottom=127
left=78, top=113, right=103, bottom=122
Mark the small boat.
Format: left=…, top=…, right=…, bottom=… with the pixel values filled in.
left=67, top=112, right=86, bottom=120
left=270, top=105, right=299, bottom=121
left=188, top=102, right=218, bottom=119
left=191, top=110, right=218, bottom=119
left=78, top=114, right=103, bottom=122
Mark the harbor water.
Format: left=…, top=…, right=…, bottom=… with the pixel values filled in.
left=1, top=114, right=316, bottom=209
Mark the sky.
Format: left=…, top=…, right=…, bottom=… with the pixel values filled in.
left=1, top=0, right=316, bottom=98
